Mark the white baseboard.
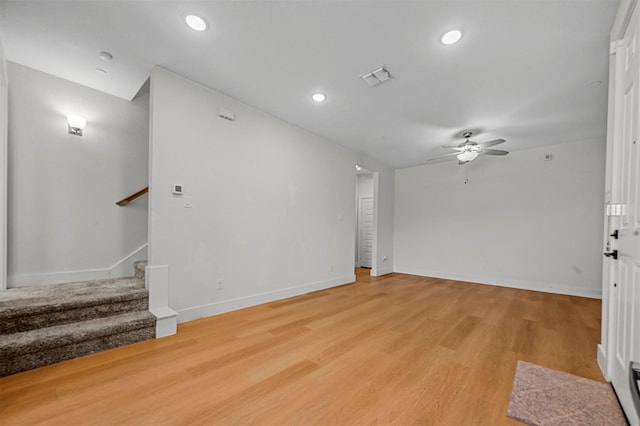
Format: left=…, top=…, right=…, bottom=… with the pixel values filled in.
left=371, top=266, right=393, bottom=277
left=393, top=266, right=602, bottom=299
left=151, top=307, right=178, bottom=338
left=177, top=274, right=355, bottom=323
left=7, top=244, right=148, bottom=288
left=597, top=344, right=609, bottom=380
left=146, top=264, right=177, bottom=338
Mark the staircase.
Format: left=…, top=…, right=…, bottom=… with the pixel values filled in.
left=0, top=261, right=155, bottom=377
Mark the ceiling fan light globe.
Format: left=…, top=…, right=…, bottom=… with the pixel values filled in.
left=456, top=151, right=479, bottom=162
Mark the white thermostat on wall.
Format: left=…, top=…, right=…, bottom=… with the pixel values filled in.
left=172, top=184, right=184, bottom=195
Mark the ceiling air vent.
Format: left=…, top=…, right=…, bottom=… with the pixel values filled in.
left=360, top=66, right=392, bottom=87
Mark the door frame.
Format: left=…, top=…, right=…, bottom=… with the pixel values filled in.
left=357, top=195, right=374, bottom=268
left=355, top=168, right=379, bottom=274
left=600, top=1, right=640, bottom=423
left=0, top=37, right=8, bottom=291
left=601, top=0, right=636, bottom=378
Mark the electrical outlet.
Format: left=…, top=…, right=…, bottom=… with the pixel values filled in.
left=383, top=255, right=388, bottom=262
left=217, top=279, right=224, bottom=290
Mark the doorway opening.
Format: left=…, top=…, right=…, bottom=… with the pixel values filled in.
left=355, top=166, right=377, bottom=277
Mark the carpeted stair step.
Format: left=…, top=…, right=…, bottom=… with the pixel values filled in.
left=0, top=311, right=156, bottom=377
left=0, top=278, right=149, bottom=334
left=134, top=260, right=147, bottom=282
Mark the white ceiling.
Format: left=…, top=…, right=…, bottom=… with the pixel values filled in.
left=0, top=0, right=619, bottom=169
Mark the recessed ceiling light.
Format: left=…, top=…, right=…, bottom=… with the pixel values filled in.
left=312, top=93, right=326, bottom=102
left=185, top=14, right=207, bottom=31
left=589, top=80, right=602, bottom=87
left=96, top=68, right=107, bottom=75
left=441, top=29, right=463, bottom=45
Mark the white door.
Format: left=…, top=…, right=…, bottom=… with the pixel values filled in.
left=358, top=196, right=374, bottom=268
left=0, top=49, right=6, bottom=291
left=607, top=3, right=640, bottom=422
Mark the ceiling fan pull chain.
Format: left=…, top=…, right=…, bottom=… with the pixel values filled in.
left=464, top=164, right=469, bottom=184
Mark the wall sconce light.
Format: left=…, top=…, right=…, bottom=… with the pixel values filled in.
left=67, top=115, right=87, bottom=136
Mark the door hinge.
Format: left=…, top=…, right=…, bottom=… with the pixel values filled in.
left=607, top=204, right=627, bottom=216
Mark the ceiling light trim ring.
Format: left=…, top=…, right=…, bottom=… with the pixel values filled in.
left=185, top=14, right=208, bottom=31
left=441, top=29, right=464, bottom=45
left=312, top=93, right=326, bottom=102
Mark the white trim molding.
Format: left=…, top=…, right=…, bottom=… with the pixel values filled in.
left=393, top=266, right=602, bottom=299
left=146, top=264, right=177, bottom=338
left=0, top=33, right=7, bottom=291
left=611, top=0, right=637, bottom=41
left=371, top=267, right=393, bottom=277
left=597, top=344, right=609, bottom=380
left=108, top=243, right=148, bottom=279
left=177, top=274, right=355, bottom=324
left=7, top=244, right=148, bottom=287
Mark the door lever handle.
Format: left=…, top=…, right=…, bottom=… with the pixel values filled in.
left=610, top=230, right=619, bottom=239
left=604, top=250, right=618, bottom=260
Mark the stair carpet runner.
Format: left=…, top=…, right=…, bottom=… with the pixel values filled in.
left=0, top=261, right=156, bottom=377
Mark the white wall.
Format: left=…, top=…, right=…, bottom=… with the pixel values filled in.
left=149, top=67, right=357, bottom=322
left=7, top=62, right=149, bottom=286
left=394, top=139, right=606, bottom=298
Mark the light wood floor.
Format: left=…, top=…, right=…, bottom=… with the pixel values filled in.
left=0, top=270, right=603, bottom=425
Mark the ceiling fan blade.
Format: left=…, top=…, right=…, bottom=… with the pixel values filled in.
left=481, top=149, right=509, bottom=156
left=443, top=142, right=468, bottom=148
left=477, top=139, right=505, bottom=148
left=426, top=152, right=460, bottom=161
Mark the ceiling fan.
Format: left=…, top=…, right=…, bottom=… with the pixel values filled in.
left=427, top=132, right=509, bottom=165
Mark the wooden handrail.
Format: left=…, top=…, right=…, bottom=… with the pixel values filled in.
left=116, top=187, right=149, bottom=206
